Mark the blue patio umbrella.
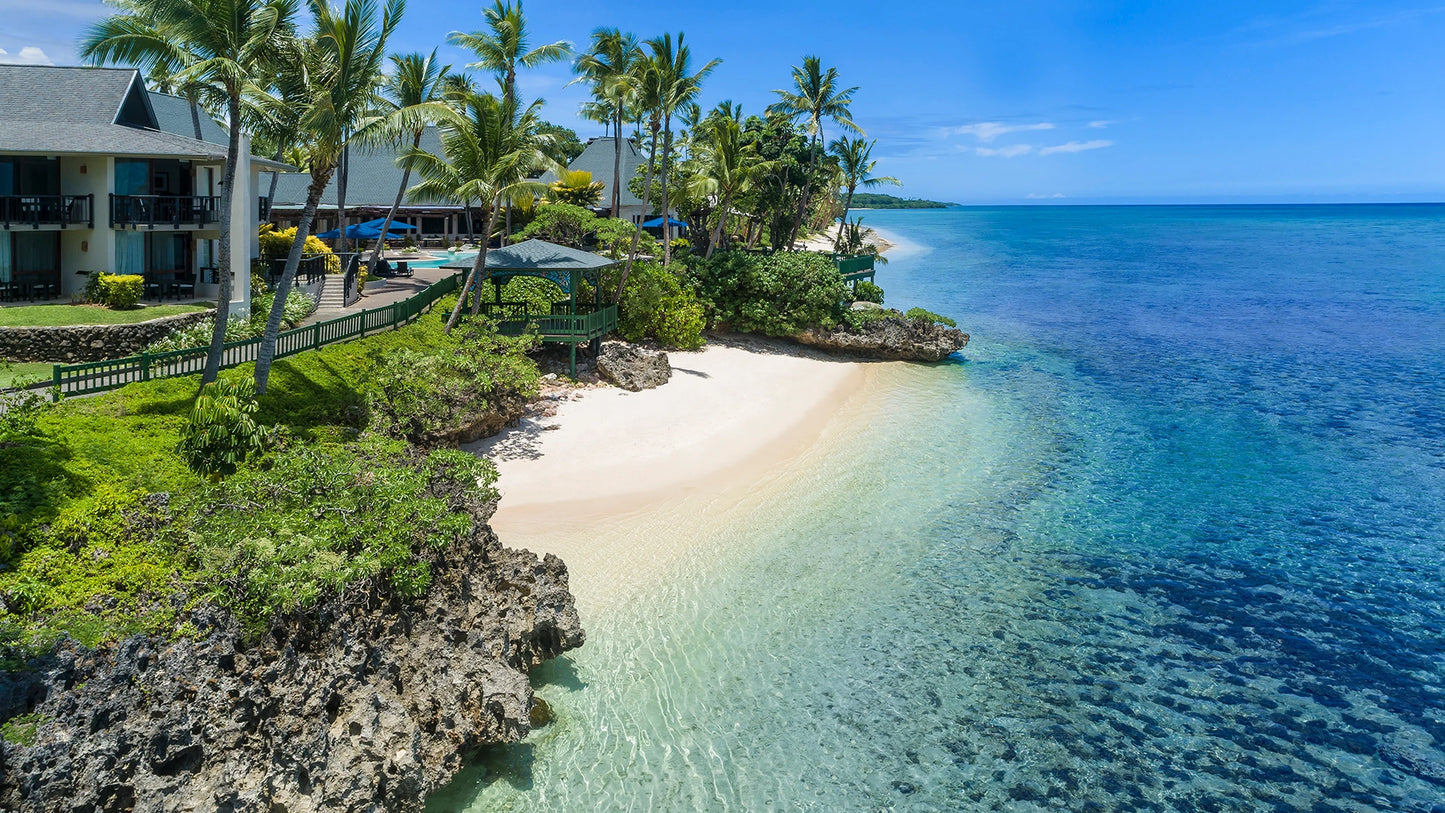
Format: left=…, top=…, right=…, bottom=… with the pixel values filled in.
left=315, top=222, right=409, bottom=240
left=641, top=216, right=688, bottom=229
left=357, top=217, right=417, bottom=230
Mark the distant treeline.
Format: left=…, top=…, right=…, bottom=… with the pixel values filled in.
left=851, top=193, right=952, bottom=209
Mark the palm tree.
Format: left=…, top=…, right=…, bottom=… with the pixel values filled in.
left=572, top=28, right=642, bottom=218
left=253, top=0, right=402, bottom=394
left=692, top=116, right=768, bottom=258
left=644, top=32, right=720, bottom=266
left=615, top=52, right=662, bottom=302
left=403, top=92, right=555, bottom=332
left=449, top=1, right=568, bottom=243
left=449, top=0, right=569, bottom=105
left=767, top=56, right=862, bottom=250
left=830, top=137, right=899, bottom=247
left=82, top=0, right=296, bottom=385
left=364, top=49, right=459, bottom=277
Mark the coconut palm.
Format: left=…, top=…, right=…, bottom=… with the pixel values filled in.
left=644, top=32, right=720, bottom=266
left=449, top=0, right=569, bottom=106
left=403, top=92, right=555, bottom=331
left=572, top=28, right=642, bottom=218
left=363, top=49, right=460, bottom=277
left=691, top=116, right=769, bottom=258
left=253, top=0, right=402, bottom=394
left=829, top=136, right=899, bottom=247
left=615, top=52, right=663, bottom=302
left=450, top=1, right=568, bottom=243
left=767, top=56, right=862, bottom=249
left=81, top=0, right=295, bottom=385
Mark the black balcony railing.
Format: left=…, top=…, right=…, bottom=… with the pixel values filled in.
left=110, top=194, right=220, bottom=228
left=0, top=194, right=94, bottom=229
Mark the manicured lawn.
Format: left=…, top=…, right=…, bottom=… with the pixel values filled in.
left=0, top=303, right=208, bottom=327
left=0, top=361, right=51, bottom=389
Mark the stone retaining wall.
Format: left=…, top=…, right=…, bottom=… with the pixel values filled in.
left=0, top=309, right=215, bottom=363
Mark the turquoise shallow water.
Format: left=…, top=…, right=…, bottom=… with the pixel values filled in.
left=430, top=204, right=1445, bottom=811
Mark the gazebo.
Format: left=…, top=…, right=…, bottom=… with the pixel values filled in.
left=444, top=239, right=620, bottom=376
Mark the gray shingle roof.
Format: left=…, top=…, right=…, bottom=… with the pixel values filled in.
left=566, top=138, right=645, bottom=209
left=270, top=128, right=458, bottom=209
left=0, top=64, right=288, bottom=168
left=272, top=133, right=648, bottom=213
left=445, top=239, right=617, bottom=271
left=149, top=92, right=230, bottom=145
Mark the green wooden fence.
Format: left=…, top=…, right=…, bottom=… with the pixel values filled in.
left=51, top=272, right=463, bottom=397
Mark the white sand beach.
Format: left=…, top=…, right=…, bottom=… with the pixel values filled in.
left=466, top=339, right=877, bottom=607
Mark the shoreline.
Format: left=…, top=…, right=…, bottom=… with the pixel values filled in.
left=468, top=337, right=880, bottom=610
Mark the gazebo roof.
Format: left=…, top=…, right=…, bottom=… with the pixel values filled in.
left=481, top=239, right=618, bottom=272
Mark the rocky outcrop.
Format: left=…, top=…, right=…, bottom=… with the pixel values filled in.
left=0, top=506, right=583, bottom=813
left=596, top=342, right=671, bottom=391
left=436, top=391, right=530, bottom=446
left=793, top=313, right=969, bottom=362
left=0, top=309, right=215, bottom=363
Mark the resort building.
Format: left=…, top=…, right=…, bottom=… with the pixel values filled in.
left=267, top=134, right=655, bottom=244
left=561, top=137, right=649, bottom=224
left=0, top=65, right=282, bottom=312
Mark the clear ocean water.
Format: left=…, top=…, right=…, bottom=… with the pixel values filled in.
left=430, top=204, right=1445, bottom=812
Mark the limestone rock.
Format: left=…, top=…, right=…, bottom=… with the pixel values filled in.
left=794, top=313, right=969, bottom=362
left=597, top=342, right=671, bottom=391
left=0, top=509, right=584, bottom=813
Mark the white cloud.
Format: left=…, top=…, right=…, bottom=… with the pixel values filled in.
left=954, top=121, right=1055, bottom=142
left=975, top=144, right=1035, bottom=158
left=0, top=45, right=53, bottom=65
left=1026, top=193, right=1068, bottom=199
left=1087, top=120, right=1116, bottom=129
left=1039, top=139, right=1114, bottom=156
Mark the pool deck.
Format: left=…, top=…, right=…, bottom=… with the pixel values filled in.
left=299, top=263, right=457, bottom=326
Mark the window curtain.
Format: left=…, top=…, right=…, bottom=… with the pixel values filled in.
left=115, top=159, right=149, bottom=196
left=14, top=232, right=57, bottom=273
left=0, top=234, right=11, bottom=283
left=116, top=231, right=145, bottom=276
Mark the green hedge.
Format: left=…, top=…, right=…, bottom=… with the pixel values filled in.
left=689, top=251, right=848, bottom=336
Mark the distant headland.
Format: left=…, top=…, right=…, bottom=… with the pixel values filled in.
left=851, top=193, right=954, bottom=209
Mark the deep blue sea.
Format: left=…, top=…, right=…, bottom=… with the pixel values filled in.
left=433, top=204, right=1445, bottom=811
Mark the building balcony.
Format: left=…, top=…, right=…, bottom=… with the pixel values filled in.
left=0, top=194, right=94, bottom=229
left=109, top=194, right=220, bottom=229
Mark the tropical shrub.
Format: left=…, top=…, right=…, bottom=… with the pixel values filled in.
left=904, top=307, right=958, bottom=328
left=258, top=224, right=332, bottom=264
left=187, top=438, right=497, bottom=630
left=512, top=202, right=598, bottom=249
left=177, top=379, right=267, bottom=479
left=146, top=290, right=317, bottom=353
left=595, top=217, right=656, bottom=260
left=366, top=320, right=540, bottom=445
left=853, top=280, right=885, bottom=304
left=86, top=272, right=144, bottom=309
left=690, top=250, right=848, bottom=335
left=598, top=260, right=705, bottom=350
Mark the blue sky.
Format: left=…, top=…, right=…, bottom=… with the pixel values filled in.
left=4, top=0, right=1443, bottom=203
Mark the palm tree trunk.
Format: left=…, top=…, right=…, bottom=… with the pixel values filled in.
left=612, top=108, right=623, bottom=216
left=746, top=217, right=762, bottom=251
left=707, top=190, right=732, bottom=260
left=261, top=145, right=283, bottom=223
left=835, top=183, right=856, bottom=247
left=470, top=203, right=501, bottom=317
left=445, top=203, right=498, bottom=332
left=201, top=94, right=243, bottom=386
left=788, top=130, right=820, bottom=250
left=189, top=94, right=203, bottom=141
left=255, top=167, right=331, bottom=394
left=369, top=130, right=423, bottom=276
left=617, top=118, right=660, bottom=303
left=661, top=115, right=673, bottom=267
left=335, top=145, right=350, bottom=254
left=503, top=204, right=511, bottom=246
